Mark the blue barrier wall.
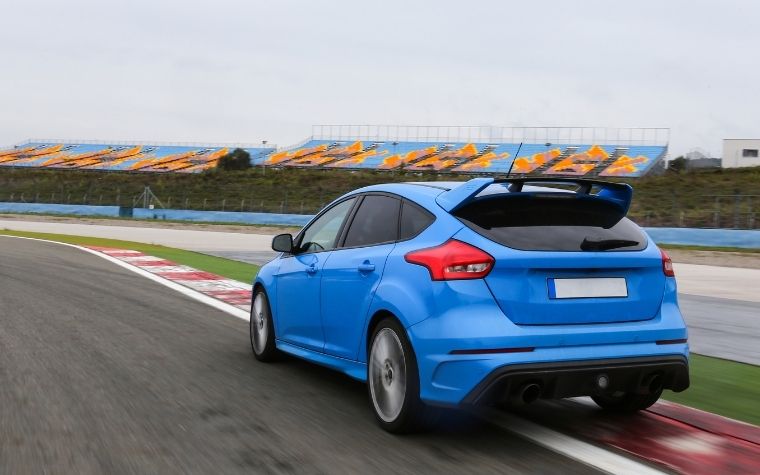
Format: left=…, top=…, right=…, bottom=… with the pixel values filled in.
left=0, top=202, right=121, bottom=217
left=2, top=202, right=760, bottom=248
left=131, top=208, right=313, bottom=226
left=644, top=227, right=760, bottom=249
left=0, top=202, right=312, bottom=226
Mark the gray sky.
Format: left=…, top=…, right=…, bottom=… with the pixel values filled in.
left=1, top=0, right=758, bottom=157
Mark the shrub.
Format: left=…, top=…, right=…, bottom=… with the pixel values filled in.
left=217, top=148, right=251, bottom=171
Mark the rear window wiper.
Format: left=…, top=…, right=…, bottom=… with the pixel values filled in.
left=580, top=237, right=639, bottom=251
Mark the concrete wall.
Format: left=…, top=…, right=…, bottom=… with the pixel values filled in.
left=2, top=202, right=760, bottom=248
left=722, top=139, right=760, bottom=168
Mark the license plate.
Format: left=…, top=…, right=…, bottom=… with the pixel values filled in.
left=548, top=278, right=628, bottom=299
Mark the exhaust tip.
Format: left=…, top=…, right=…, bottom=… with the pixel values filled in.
left=643, top=373, right=664, bottom=394
left=519, top=383, right=542, bottom=405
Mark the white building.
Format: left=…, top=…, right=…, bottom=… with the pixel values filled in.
left=723, top=139, right=760, bottom=168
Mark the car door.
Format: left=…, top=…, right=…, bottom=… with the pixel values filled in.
left=275, top=197, right=357, bottom=352
left=320, top=194, right=401, bottom=360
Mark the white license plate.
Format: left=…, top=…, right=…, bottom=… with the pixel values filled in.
left=548, top=278, right=628, bottom=299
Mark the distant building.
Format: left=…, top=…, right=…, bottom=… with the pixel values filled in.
left=683, top=149, right=722, bottom=169
left=688, top=157, right=722, bottom=169
left=723, top=139, right=760, bottom=168
left=667, top=149, right=721, bottom=171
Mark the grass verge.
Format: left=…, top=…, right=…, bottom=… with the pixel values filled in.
left=2, top=230, right=757, bottom=425
left=0, top=229, right=259, bottom=283
left=663, top=354, right=760, bottom=426
left=661, top=244, right=760, bottom=253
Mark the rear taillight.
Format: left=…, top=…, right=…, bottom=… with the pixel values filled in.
left=405, top=239, right=494, bottom=280
left=661, top=249, right=675, bottom=277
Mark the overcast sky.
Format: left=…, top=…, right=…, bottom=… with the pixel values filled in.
left=1, top=0, right=758, bottom=157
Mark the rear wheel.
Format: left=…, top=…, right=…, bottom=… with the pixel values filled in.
left=368, top=318, right=435, bottom=433
left=250, top=288, right=278, bottom=362
left=592, top=389, right=662, bottom=413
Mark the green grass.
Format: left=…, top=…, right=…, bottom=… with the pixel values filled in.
left=2, top=229, right=758, bottom=425
left=661, top=244, right=760, bottom=253
left=663, top=354, right=760, bottom=426
left=0, top=229, right=258, bottom=283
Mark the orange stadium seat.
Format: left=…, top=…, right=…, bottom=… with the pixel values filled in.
left=0, top=139, right=666, bottom=177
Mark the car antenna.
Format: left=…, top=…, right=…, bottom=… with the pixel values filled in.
left=505, top=142, right=523, bottom=177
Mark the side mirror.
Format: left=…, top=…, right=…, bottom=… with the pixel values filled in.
left=272, top=233, right=294, bottom=253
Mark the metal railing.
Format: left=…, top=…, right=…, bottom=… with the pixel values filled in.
left=16, top=138, right=277, bottom=149
left=629, top=194, right=759, bottom=229
left=311, top=125, right=670, bottom=146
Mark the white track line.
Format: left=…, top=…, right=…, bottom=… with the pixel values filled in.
left=1, top=235, right=250, bottom=321
left=480, top=408, right=666, bottom=475
left=4, top=234, right=665, bottom=474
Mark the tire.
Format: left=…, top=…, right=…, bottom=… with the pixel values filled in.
left=250, top=288, right=279, bottom=362
left=367, top=317, right=436, bottom=433
left=591, top=388, right=663, bottom=413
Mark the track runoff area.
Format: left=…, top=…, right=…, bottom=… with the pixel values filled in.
left=2, top=235, right=760, bottom=474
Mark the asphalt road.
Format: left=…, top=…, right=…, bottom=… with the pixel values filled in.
left=679, top=294, right=760, bottom=365
left=0, top=237, right=592, bottom=474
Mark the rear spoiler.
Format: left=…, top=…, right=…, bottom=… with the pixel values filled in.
left=435, top=177, right=633, bottom=215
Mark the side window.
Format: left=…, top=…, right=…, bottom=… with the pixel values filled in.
left=399, top=200, right=435, bottom=240
left=343, top=195, right=400, bottom=248
left=297, top=198, right=356, bottom=253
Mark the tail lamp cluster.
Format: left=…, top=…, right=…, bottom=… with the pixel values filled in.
left=661, top=249, right=675, bottom=277
left=405, top=240, right=494, bottom=281
left=406, top=240, right=675, bottom=280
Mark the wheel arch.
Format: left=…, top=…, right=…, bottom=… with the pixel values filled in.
left=362, top=309, right=418, bottom=364
left=252, top=279, right=279, bottom=337
left=366, top=310, right=399, bottom=350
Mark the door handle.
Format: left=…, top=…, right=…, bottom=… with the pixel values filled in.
left=305, top=264, right=318, bottom=275
left=357, top=262, right=375, bottom=273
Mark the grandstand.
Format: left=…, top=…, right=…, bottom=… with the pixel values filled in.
left=0, top=140, right=275, bottom=173
left=255, top=126, right=670, bottom=178
left=0, top=126, right=669, bottom=177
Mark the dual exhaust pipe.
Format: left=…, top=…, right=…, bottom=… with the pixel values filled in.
left=507, top=372, right=663, bottom=406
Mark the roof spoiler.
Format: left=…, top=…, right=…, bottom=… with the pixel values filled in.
left=435, top=177, right=633, bottom=216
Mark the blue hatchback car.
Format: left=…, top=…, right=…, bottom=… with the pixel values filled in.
left=251, top=177, right=689, bottom=432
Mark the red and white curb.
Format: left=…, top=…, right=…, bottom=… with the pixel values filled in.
left=86, top=246, right=253, bottom=315
left=508, top=397, right=760, bottom=474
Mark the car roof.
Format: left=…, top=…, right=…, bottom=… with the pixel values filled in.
left=346, top=182, right=447, bottom=202
left=338, top=180, right=568, bottom=216
left=350, top=180, right=564, bottom=197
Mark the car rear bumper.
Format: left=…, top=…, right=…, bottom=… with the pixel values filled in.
left=403, top=278, right=689, bottom=406
left=460, top=355, right=689, bottom=406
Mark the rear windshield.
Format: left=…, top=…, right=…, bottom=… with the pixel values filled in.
left=454, top=193, right=647, bottom=252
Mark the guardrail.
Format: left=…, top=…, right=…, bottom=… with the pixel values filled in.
left=2, top=202, right=759, bottom=248
left=15, top=139, right=277, bottom=149
left=310, top=125, right=671, bottom=146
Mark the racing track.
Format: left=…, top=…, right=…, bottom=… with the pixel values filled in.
left=0, top=237, right=595, bottom=474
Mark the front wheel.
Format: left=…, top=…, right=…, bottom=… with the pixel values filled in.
left=250, top=288, right=279, bottom=362
left=368, top=318, right=436, bottom=433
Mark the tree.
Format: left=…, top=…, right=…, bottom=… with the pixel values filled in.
left=217, top=148, right=251, bottom=171
left=668, top=156, right=687, bottom=173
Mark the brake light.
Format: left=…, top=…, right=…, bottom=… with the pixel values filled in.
left=661, top=249, right=675, bottom=277
left=405, top=240, right=494, bottom=280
